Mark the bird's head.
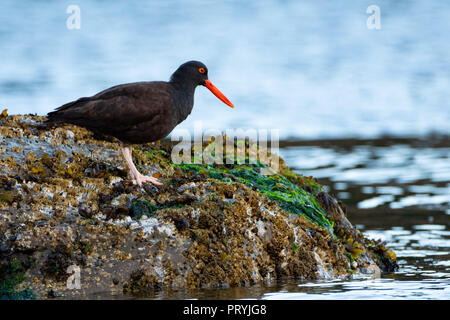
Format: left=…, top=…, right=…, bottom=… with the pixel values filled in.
left=171, top=61, right=234, bottom=108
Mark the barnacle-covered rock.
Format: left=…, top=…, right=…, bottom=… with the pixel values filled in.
left=0, top=112, right=397, bottom=299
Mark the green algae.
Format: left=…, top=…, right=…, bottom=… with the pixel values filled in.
left=0, top=258, right=35, bottom=300
left=129, top=199, right=185, bottom=220
left=178, top=163, right=334, bottom=235
left=129, top=199, right=159, bottom=219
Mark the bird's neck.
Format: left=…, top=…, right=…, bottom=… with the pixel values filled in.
left=169, top=79, right=197, bottom=123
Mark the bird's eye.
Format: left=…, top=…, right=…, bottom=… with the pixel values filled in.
left=198, top=67, right=206, bottom=74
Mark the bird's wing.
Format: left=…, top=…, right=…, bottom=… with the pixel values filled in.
left=47, top=82, right=174, bottom=130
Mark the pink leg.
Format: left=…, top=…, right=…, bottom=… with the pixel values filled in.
left=121, top=145, right=162, bottom=187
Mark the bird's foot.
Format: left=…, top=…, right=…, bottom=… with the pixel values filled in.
left=132, top=173, right=163, bottom=187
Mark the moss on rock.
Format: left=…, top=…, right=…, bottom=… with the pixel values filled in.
left=0, top=257, right=35, bottom=300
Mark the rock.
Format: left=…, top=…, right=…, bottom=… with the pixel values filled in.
left=0, top=114, right=398, bottom=299
left=78, top=202, right=93, bottom=218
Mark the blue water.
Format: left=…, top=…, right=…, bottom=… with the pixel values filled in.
left=1, top=0, right=449, bottom=139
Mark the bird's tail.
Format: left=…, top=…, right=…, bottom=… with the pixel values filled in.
left=45, top=97, right=90, bottom=124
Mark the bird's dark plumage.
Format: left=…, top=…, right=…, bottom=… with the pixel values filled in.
left=46, top=60, right=233, bottom=186
left=46, top=61, right=210, bottom=144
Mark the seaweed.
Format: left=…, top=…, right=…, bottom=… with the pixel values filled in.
left=129, top=199, right=159, bottom=219
left=0, top=258, right=35, bottom=300
left=129, top=199, right=186, bottom=220
left=178, top=163, right=334, bottom=235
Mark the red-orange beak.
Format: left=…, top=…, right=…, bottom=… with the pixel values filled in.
left=203, top=79, right=234, bottom=108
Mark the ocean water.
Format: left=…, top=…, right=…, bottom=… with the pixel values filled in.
left=0, top=0, right=449, bottom=139
left=275, top=138, right=450, bottom=300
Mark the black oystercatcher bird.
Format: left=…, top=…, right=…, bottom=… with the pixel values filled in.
left=46, top=61, right=234, bottom=186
